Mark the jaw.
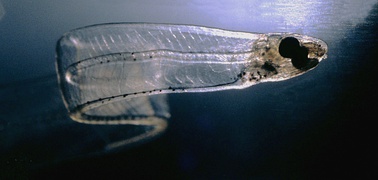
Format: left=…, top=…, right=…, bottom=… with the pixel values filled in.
left=301, top=39, right=328, bottom=61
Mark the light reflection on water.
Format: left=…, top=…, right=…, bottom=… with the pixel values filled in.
left=0, top=0, right=5, bottom=21
left=192, top=0, right=376, bottom=36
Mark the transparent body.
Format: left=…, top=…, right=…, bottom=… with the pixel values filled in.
left=56, top=23, right=327, bottom=149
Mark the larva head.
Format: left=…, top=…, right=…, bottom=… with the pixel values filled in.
left=244, top=33, right=327, bottom=84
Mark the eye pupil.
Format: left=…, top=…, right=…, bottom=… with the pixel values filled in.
left=279, top=37, right=300, bottom=58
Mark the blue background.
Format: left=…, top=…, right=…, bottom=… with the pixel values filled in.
left=0, top=0, right=377, bottom=178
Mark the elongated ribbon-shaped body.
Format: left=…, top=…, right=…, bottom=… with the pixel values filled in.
left=56, top=23, right=327, bottom=149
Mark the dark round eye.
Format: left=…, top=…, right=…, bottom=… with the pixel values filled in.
left=279, top=37, right=310, bottom=69
left=279, top=37, right=300, bottom=58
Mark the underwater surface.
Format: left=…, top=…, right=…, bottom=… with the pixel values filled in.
left=0, top=0, right=377, bottom=178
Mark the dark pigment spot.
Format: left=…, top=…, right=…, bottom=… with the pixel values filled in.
left=262, top=61, right=277, bottom=72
